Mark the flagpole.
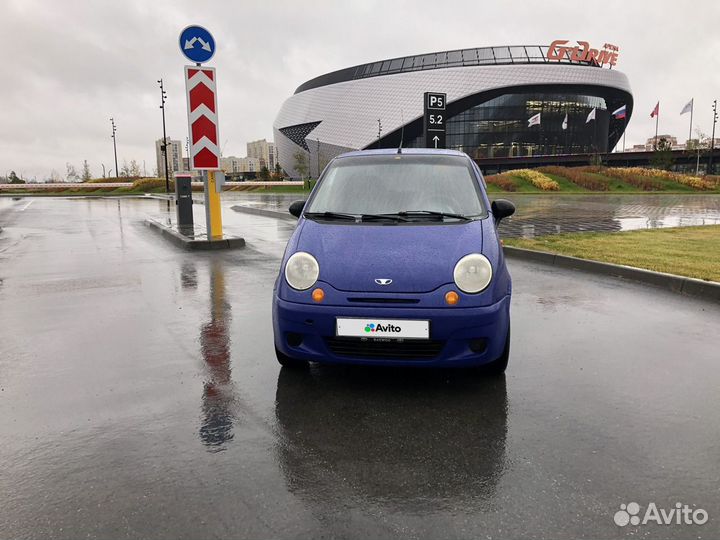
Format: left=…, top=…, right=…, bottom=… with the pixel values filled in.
left=654, top=112, right=659, bottom=150
left=688, top=101, right=693, bottom=144
left=623, top=115, right=626, bottom=152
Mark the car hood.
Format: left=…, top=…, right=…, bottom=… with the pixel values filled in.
left=295, top=218, right=486, bottom=293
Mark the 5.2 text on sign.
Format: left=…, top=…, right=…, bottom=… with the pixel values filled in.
left=424, top=92, right=446, bottom=149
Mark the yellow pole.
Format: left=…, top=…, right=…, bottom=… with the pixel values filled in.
left=207, top=171, right=223, bottom=239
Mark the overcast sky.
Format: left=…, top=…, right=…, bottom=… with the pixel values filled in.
left=2, top=0, right=720, bottom=180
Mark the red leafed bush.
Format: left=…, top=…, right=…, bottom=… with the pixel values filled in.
left=484, top=174, right=517, bottom=191
left=537, top=166, right=609, bottom=191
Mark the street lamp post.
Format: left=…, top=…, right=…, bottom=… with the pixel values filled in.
left=158, top=79, right=170, bottom=193
left=709, top=100, right=718, bottom=176
left=110, top=118, right=119, bottom=179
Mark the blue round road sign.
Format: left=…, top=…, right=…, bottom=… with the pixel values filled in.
left=179, top=25, right=216, bottom=64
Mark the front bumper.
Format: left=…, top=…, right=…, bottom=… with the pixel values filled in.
left=273, top=294, right=510, bottom=367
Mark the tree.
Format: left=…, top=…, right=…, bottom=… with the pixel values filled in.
left=81, top=160, right=92, bottom=182
left=258, top=166, right=271, bottom=182
left=9, top=171, right=24, bottom=184
left=271, top=161, right=285, bottom=181
left=129, top=159, right=141, bottom=177
left=650, top=137, right=674, bottom=170
left=120, top=160, right=131, bottom=177
left=66, top=162, right=78, bottom=182
left=49, top=170, right=62, bottom=183
left=293, top=150, right=309, bottom=179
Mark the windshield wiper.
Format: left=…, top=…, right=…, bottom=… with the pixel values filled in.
left=305, top=211, right=410, bottom=223
left=303, top=211, right=358, bottom=221
left=395, top=210, right=473, bottom=221
left=360, top=213, right=410, bottom=222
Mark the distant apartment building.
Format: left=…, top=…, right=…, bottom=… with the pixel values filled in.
left=246, top=139, right=278, bottom=170
left=155, top=138, right=184, bottom=176
left=220, top=156, right=262, bottom=174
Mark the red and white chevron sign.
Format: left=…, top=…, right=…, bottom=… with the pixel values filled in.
left=184, top=66, right=220, bottom=170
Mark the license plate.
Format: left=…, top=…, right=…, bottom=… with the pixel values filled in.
left=336, top=318, right=429, bottom=340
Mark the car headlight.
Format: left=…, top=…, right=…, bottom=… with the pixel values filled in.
left=453, top=253, right=492, bottom=293
left=284, top=252, right=319, bottom=290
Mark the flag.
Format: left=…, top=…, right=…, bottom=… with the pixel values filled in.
left=680, top=99, right=693, bottom=115
left=650, top=102, right=659, bottom=118
left=562, top=113, right=568, bottom=130
left=612, top=105, right=627, bottom=119
left=528, top=113, right=541, bottom=127
left=586, top=108, right=596, bottom=123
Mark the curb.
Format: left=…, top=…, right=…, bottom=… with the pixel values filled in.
left=144, top=219, right=245, bottom=251
left=230, top=205, right=297, bottom=221
left=503, top=246, right=720, bottom=302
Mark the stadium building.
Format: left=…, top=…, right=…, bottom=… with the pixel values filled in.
left=273, top=43, right=633, bottom=177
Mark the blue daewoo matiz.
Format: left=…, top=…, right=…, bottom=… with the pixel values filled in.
left=272, top=148, right=515, bottom=373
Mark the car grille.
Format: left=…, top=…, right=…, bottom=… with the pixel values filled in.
left=324, top=337, right=444, bottom=359
left=346, top=297, right=420, bottom=304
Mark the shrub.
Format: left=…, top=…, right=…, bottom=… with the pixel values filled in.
left=484, top=174, right=517, bottom=191
left=537, top=166, right=609, bottom=191
left=603, top=167, right=713, bottom=191
left=599, top=167, right=663, bottom=191
left=652, top=170, right=714, bottom=190
left=512, top=169, right=560, bottom=191
left=705, top=175, right=720, bottom=188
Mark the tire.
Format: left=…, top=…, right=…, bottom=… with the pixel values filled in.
left=482, top=326, right=510, bottom=376
left=275, top=346, right=309, bottom=369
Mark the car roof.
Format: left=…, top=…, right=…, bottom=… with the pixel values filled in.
left=334, top=148, right=469, bottom=159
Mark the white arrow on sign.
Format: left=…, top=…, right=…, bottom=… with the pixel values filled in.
left=433, top=135, right=439, bottom=148
left=184, top=37, right=212, bottom=52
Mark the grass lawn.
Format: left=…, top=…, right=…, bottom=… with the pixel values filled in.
left=505, top=225, right=720, bottom=282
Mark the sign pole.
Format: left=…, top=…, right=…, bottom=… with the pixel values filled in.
left=207, top=171, right=223, bottom=238
left=180, top=25, right=223, bottom=240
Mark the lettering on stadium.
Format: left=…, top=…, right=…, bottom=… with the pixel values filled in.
left=547, top=40, right=620, bottom=67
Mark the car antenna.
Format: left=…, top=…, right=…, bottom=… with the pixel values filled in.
left=397, top=109, right=404, bottom=154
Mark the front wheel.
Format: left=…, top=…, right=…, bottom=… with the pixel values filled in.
left=482, top=327, right=510, bottom=376
left=275, top=347, right=309, bottom=369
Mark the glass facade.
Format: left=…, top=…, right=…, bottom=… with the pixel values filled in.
left=406, top=93, right=610, bottom=158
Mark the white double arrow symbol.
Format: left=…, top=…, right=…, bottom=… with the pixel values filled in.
left=184, top=36, right=212, bottom=52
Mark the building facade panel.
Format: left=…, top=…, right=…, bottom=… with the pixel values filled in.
left=274, top=52, right=633, bottom=177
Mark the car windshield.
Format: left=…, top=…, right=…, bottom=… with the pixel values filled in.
left=304, top=154, right=486, bottom=218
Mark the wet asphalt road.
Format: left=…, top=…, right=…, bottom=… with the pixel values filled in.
left=1, top=196, right=719, bottom=540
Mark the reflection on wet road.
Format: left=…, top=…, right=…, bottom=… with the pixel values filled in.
left=275, top=368, right=507, bottom=512
left=0, top=197, right=719, bottom=539
left=225, top=192, right=720, bottom=237
left=199, top=261, right=235, bottom=451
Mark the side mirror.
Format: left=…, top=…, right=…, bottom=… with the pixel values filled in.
left=491, top=199, right=515, bottom=224
left=289, top=200, right=306, bottom=218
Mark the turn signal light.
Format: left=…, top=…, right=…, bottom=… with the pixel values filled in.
left=312, top=288, right=325, bottom=302
left=445, top=291, right=459, bottom=305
